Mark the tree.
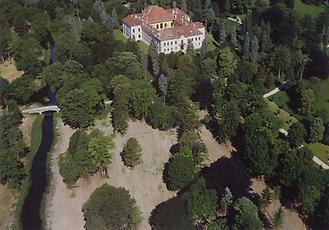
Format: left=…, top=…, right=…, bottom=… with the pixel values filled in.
left=158, top=73, right=167, bottom=105
left=297, top=88, right=315, bottom=114
left=250, top=35, right=259, bottom=62
left=272, top=207, right=284, bottom=228
left=217, top=47, right=237, bottom=79
left=180, top=0, right=187, bottom=12
left=215, top=101, right=240, bottom=143
left=111, top=8, right=119, bottom=29
left=272, top=46, right=291, bottom=80
left=200, top=40, right=208, bottom=59
left=0, top=150, right=25, bottom=189
left=186, top=40, right=194, bottom=55
left=288, top=122, right=306, bottom=147
left=221, top=186, right=233, bottom=216
left=10, top=74, right=37, bottom=104
left=219, top=22, right=227, bottom=45
left=149, top=39, right=160, bottom=76
left=59, top=89, right=95, bottom=129
left=179, top=130, right=207, bottom=164
left=11, top=36, right=43, bottom=75
left=121, top=137, right=142, bottom=168
left=140, top=51, right=148, bottom=79
left=0, top=77, right=10, bottom=107
left=242, top=32, right=250, bottom=61
left=306, top=49, right=329, bottom=79
left=106, top=52, right=142, bottom=79
left=259, top=187, right=272, bottom=210
left=165, top=151, right=198, bottom=191
left=323, top=124, right=329, bottom=145
left=150, top=196, right=194, bottom=230
left=230, top=26, right=238, bottom=48
left=83, top=183, right=142, bottom=230
left=308, top=117, right=325, bottom=143
left=242, top=112, right=282, bottom=176
left=88, top=129, right=114, bottom=173
left=232, top=197, right=263, bottom=230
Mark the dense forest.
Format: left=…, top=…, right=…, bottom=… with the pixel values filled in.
left=1, top=0, right=329, bottom=229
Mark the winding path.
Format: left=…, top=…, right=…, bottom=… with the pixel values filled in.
left=263, top=81, right=287, bottom=98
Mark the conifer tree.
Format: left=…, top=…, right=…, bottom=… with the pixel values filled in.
left=219, top=22, right=227, bottom=45
left=140, top=51, right=148, bottom=79
left=221, top=186, right=233, bottom=216
left=158, top=73, right=167, bottom=105
left=242, top=32, right=250, bottom=61
left=186, top=40, right=194, bottom=55
left=111, top=8, right=119, bottom=29
left=231, top=26, right=238, bottom=48
left=148, top=39, right=160, bottom=76
left=180, top=0, right=187, bottom=12
left=251, top=35, right=259, bottom=62
left=200, top=40, right=208, bottom=59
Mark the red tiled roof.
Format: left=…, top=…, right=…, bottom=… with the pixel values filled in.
left=142, top=5, right=174, bottom=23
left=158, top=23, right=203, bottom=41
left=122, top=5, right=205, bottom=41
left=122, top=14, right=142, bottom=26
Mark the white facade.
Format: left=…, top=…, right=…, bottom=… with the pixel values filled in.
left=123, top=24, right=205, bottom=54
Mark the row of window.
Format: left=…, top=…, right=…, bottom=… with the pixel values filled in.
left=132, top=27, right=141, bottom=33
left=156, top=22, right=174, bottom=30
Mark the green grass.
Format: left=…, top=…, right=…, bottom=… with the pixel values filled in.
left=12, top=115, right=43, bottom=230
left=205, top=32, right=218, bottom=52
left=294, top=0, right=325, bottom=18
left=113, top=29, right=149, bottom=52
left=303, top=78, right=329, bottom=114
left=305, top=142, right=329, bottom=163
left=266, top=99, right=298, bottom=130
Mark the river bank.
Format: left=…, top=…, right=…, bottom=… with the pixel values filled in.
left=12, top=115, right=43, bottom=230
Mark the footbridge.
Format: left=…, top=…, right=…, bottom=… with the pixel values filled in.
left=22, top=105, right=60, bottom=114
left=22, top=100, right=113, bottom=114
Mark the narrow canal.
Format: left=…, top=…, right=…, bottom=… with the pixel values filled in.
left=21, top=44, right=56, bottom=230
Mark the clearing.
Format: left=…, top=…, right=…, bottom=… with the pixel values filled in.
left=293, top=0, right=325, bottom=18
left=266, top=99, right=298, bottom=130
left=0, top=60, right=24, bottom=82
left=251, top=178, right=306, bottom=230
left=0, top=185, right=16, bottom=230
left=305, top=142, right=329, bottom=164
left=303, top=78, right=329, bottom=114
left=47, top=119, right=177, bottom=230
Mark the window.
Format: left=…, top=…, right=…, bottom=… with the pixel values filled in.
left=171, top=22, right=173, bottom=26
left=138, top=35, right=141, bottom=38
left=165, top=23, right=167, bottom=28
left=164, top=43, right=166, bottom=46
left=138, top=28, right=140, bottom=32
left=157, top=24, right=159, bottom=29
left=175, top=41, right=177, bottom=44
left=160, top=23, right=163, bottom=29
left=171, top=41, right=173, bottom=45
left=133, top=28, right=135, bottom=33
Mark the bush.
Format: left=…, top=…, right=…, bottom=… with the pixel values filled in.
left=121, top=137, right=142, bottom=168
left=83, top=183, right=142, bottom=230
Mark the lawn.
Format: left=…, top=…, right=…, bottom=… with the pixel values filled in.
left=266, top=99, right=298, bottom=130
left=305, top=142, right=329, bottom=164
left=271, top=91, right=290, bottom=111
left=303, top=78, right=329, bottom=114
left=113, top=29, right=149, bottom=52
left=294, top=0, right=325, bottom=18
left=205, top=32, right=218, bottom=52
left=0, top=60, right=24, bottom=82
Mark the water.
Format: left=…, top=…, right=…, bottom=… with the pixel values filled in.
left=21, top=44, right=56, bottom=230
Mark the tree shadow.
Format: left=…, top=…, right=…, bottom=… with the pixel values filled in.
left=149, top=196, right=195, bottom=230
left=201, top=155, right=252, bottom=198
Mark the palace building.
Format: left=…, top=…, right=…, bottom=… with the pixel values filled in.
left=122, top=5, right=205, bottom=54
